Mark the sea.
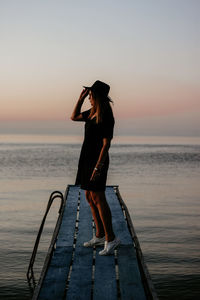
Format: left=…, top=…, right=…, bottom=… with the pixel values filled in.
left=0, top=134, right=200, bottom=300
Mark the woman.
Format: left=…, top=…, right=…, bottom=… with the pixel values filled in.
left=71, top=80, right=120, bottom=255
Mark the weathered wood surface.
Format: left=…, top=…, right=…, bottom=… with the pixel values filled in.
left=34, top=185, right=155, bottom=300
left=66, top=190, right=93, bottom=300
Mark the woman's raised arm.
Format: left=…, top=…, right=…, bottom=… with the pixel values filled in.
left=71, top=89, right=89, bottom=121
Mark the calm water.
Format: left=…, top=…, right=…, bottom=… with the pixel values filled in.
left=0, top=136, right=200, bottom=299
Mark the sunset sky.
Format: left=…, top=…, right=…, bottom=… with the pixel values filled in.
left=0, top=0, right=199, bottom=136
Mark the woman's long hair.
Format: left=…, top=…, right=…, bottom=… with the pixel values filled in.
left=89, top=91, right=114, bottom=124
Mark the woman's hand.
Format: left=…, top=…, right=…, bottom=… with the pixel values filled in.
left=79, top=88, right=89, bottom=102
left=90, top=162, right=104, bottom=181
left=90, top=168, right=101, bottom=182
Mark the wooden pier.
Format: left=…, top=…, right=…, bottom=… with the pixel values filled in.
left=27, top=185, right=158, bottom=300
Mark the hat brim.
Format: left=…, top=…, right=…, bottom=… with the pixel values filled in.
left=83, top=86, right=91, bottom=89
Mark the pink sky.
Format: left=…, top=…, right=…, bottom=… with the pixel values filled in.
left=0, top=1, right=199, bottom=135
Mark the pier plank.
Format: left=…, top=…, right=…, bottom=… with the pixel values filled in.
left=38, top=246, right=73, bottom=300
left=118, top=245, right=146, bottom=300
left=66, top=189, right=93, bottom=299
left=105, top=188, right=133, bottom=245
left=56, top=186, right=79, bottom=247
left=94, top=251, right=117, bottom=300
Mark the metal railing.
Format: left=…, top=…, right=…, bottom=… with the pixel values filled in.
left=27, top=191, right=64, bottom=283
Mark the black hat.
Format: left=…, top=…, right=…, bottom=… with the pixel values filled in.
left=83, top=80, right=110, bottom=97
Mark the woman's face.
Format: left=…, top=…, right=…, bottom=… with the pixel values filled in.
left=88, top=91, right=95, bottom=107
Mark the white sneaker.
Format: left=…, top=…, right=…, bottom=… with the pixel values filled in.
left=99, top=237, right=121, bottom=255
left=83, top=236, right=105, bottom=247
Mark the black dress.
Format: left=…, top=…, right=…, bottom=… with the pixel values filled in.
left=75, top=109, right=114, bottom=191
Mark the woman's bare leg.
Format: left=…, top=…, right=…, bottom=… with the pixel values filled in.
left=85, top=191, right=105, bottom=238
left=90, top=191, right=115, bottom=242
